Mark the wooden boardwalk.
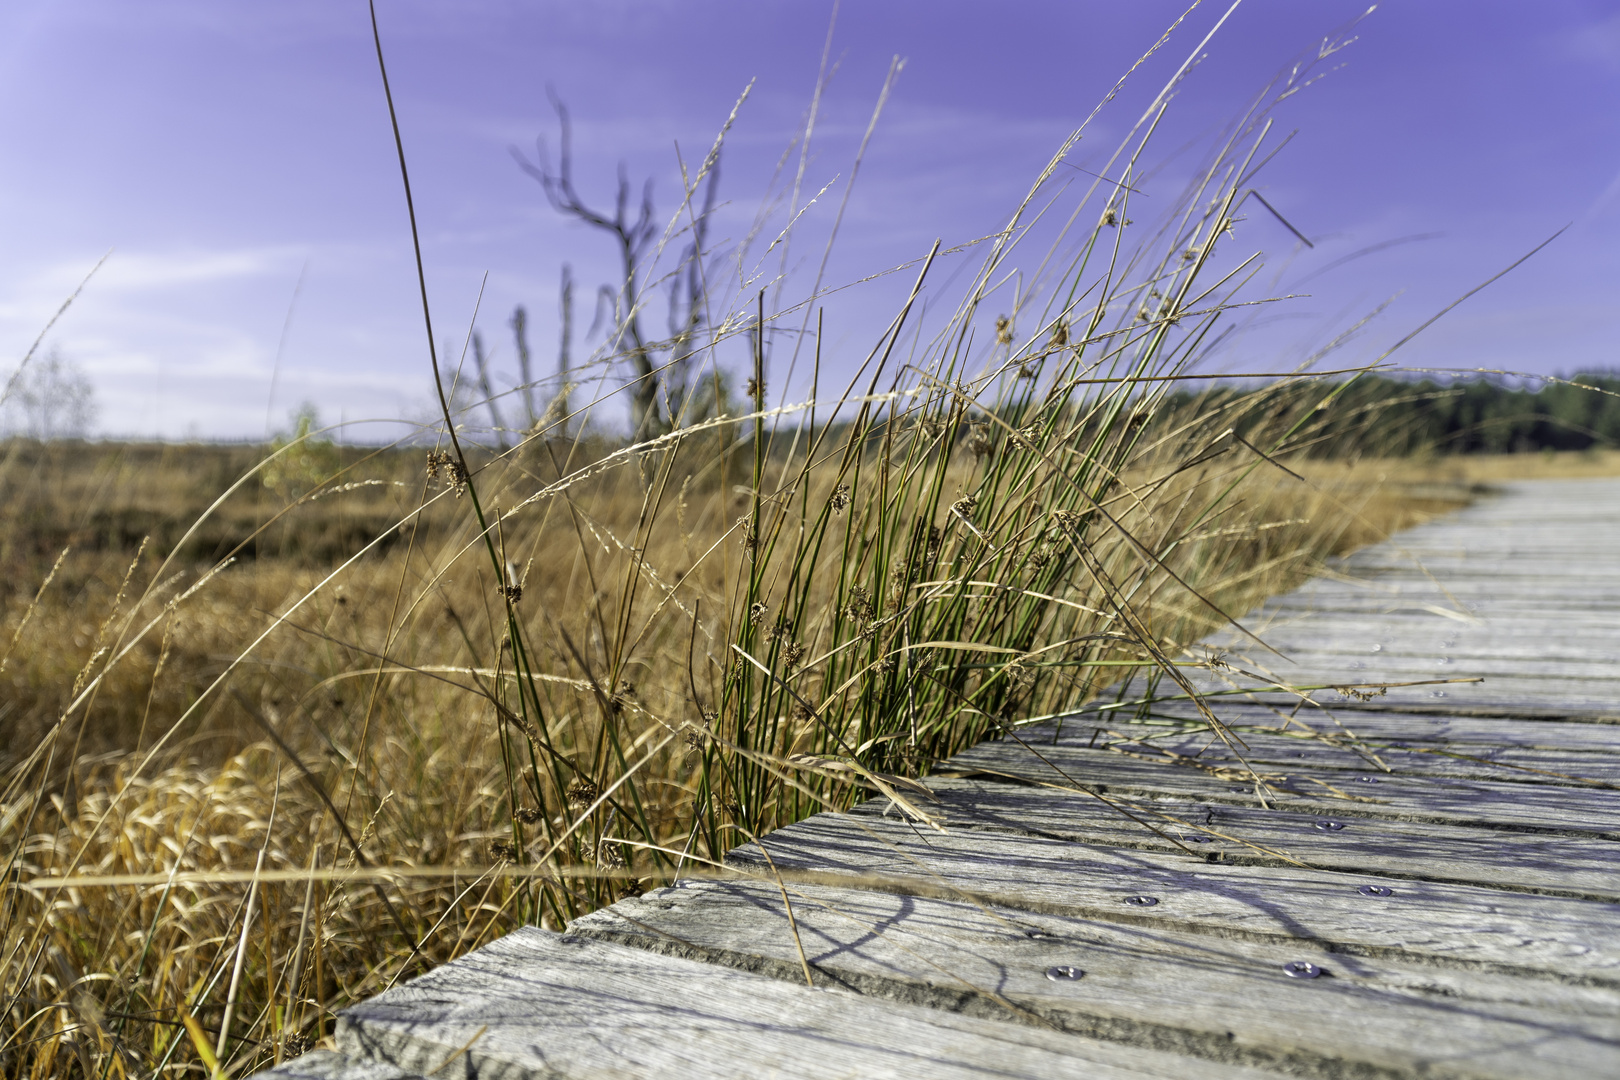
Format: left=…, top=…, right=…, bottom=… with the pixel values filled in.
left=266, top=478, right=1620, bottom=1079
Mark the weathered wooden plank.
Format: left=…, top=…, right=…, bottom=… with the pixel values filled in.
left=1165, top=652, right=1620, bottom=689
left=1203, top=657, right=1620, bottom=683
left=255, top=1051, right=422, bottom=1080
left=1023, top=722, right=1620, bottom=785
left=1313, top=547, right=1620, bottom=564
left=1059, top=703, right=1620, bottom=748
left=943, top=741, right=1620, bottom=836
left=572, top=879, right=1620, bottom=1080
left=1326, top=578, right=1616, bottom=590
left=1230, top=595, right=1619, bottom=622
left=334, top=926, right=1281, bottom=1080
left=1207, top=666, right=1619, bottom=698
left=1098, top=679, right=1620, bottom=717
left=1205, top=631, right=1618, bottom=662
left=1191, top=663, right=1620, bottom=691
left=872, top=776, right=1620, bottom=900
left=720, top=811, right=1620, bottom=982
left=1244, top=596, right=1620, bottom=616
left=1041, top=709, right=1620, bottom=755
left=1232, top=579, right=1619, bottom=603
left=1223, top=628, right=1617, bottom=651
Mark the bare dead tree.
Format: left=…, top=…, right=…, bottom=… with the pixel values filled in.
left=666, top=155, right=722, bottom=423
left=471, top=331, right=510, bottom=452
left=557, top=263, right=574, bottom=433
left=514, top=93, right=657, bottom=437
left=509, top=304, right=537, bottom=429
left=513, top=91, right=723, bottom=438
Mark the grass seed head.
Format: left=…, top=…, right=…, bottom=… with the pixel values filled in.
left=595, top=839, right=627, bottom=870
left=844, top=584, right=874, bottom=624
left=967, top=425, right=994, bottom=460
left=1052, top=509, right=1084, bottom=534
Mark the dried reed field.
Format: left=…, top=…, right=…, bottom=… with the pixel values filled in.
left=5, top=16, right=1618, bottom=1077
left=0, top=425, right=1497, bottom=1077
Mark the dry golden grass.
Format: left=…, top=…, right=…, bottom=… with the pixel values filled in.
left=0, top=424, right=1485, bottom=1078
left=1361, top=447, right=1620, bottom=483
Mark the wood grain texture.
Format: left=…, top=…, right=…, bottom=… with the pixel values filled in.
left=571, top=879, right=1620, bottom=1080
left=253, top=1051, right=423, bottom=1080
left=334, top=927, right=1280, bottom=1080
left=720, top=811, right=1620, bottom=982
left=1019, top=721, right=1620, bottom=785
left=1091, top=674, right=1620, bottom=717
left=1167, top=480, right=1620, bottom=714
left=860, top=775, right=1620, bottom=900
left=943, top=740, right=1620, bottom=836
left=1038, top=705, right=1620, bottom=753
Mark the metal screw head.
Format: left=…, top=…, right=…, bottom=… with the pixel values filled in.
left=1370, top=644, right=1382, bottom=652
left=1282, top=961, right=1322, bottom=979
left=1314, top=820, right=1346, bottom=832
left=1125, top=895, right=1159, bottom=907
left=1045, top=965, right=1084, bottom=981
left=1357, top=885, right=1393, bottom=897
left=1024, top=929, right=1051, bottom=940
left=1431, top=691, right=1448, bottom=698
left=1355, top=775, right=1380, bottom=784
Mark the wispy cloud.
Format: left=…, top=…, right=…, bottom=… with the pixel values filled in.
left=1563, top=12, right=1620, bottom=71
left=84, top=246, right=304, bottom=293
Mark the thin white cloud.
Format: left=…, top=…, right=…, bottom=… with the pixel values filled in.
left=1564, top=12, right=1620, bottom=70
left=1576, top=165, right=1620, bottom=228
left=92, top=246, right=305, bottom=293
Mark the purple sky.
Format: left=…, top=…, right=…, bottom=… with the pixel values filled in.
left=1, top=1, right=1616, bottom=441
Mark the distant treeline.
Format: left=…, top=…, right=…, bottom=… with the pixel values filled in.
left=1168, top=373, right=1620, bottom=457
left=772, top=371, right=1620, bottom=467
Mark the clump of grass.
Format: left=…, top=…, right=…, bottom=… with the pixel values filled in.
left=1, top=20, right=1575, bottom=1079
